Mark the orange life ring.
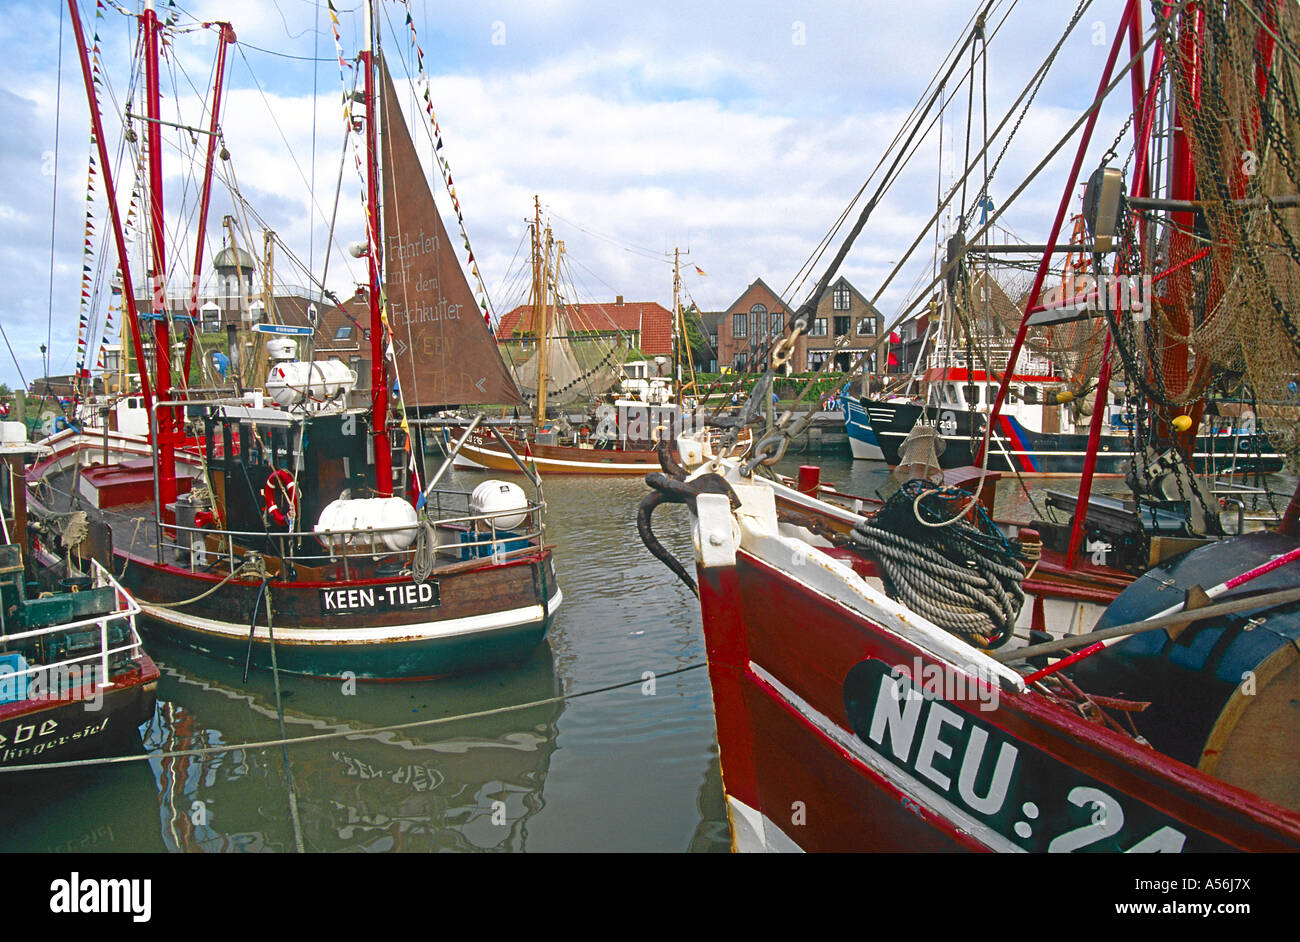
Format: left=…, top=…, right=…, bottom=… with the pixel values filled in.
left=262, top=469, right=298, bottom=527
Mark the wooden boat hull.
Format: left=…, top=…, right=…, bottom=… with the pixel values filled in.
left=687, top=486, right=1300, bottom=852
left=114, top=550, right=561, bottom=680
left=848, top=395, right=1284, bottom=476
left=453, top=433, right=662, bottom=476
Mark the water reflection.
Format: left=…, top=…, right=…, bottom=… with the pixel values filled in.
left=144, top=636, right=562, bottom=852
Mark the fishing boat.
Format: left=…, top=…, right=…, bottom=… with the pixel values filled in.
left=0, top=423, right=157, bottom=769
left=641, top=0, right=1300, bottom=851
left=843, top=348, right=1286, bottom=477
left=28, top=0, right=560, bottom=680
left=843, top=211, right=1286, bottom=481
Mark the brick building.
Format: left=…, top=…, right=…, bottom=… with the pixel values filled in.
left=715, top=278, right=798, bottom=373
left=714, top=275, right=882, bottom=374
left=495, top=296, right=674, bottom=356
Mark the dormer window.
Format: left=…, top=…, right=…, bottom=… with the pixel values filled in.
left=335, top=325, right=353, bottom=340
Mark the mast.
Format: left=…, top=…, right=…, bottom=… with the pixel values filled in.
left=672, top=248, right=697, bottom=399
left=534, top=225, right=555, bottom=426
left=181, top=21, right=235, bottom=387
left=974, top=0, right=1140, bottom=467
left=67, top=0, right=152, bottom=426
left=143, top=0, right=178, bottom=511
left=362, top=0, right=392, bottom=495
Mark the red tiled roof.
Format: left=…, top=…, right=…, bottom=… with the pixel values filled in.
left=496, top=300, right=674, bottom=356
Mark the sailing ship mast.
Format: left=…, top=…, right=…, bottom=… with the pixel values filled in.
left=533, top=200, right=556, bottom=426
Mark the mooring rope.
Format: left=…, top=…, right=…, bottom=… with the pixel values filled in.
left=849, top=480, right=1026, bottom=648
left=0, top=663, right=708, bottom=775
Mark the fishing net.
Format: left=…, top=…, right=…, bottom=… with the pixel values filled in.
left=1145, top=1, right=1300, bottom=454
left=896, top=423, right=945, bottom=480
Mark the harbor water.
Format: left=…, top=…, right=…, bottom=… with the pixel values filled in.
left=1, top=456, right=1293, bottom=852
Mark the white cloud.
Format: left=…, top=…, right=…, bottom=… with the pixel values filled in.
left=0, top=1, right=1147, bottom=388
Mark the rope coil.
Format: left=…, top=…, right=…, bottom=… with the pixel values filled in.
left=849, top=480, right=1026, bottom=648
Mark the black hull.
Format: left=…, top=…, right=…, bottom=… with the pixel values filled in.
left=856, top=396, right=1284, bottom=476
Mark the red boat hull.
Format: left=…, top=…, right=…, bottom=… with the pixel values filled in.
left=698, top=549, right=1300, bottom=852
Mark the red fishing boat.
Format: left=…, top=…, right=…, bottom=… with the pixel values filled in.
left=641, top=0, right=1300, bottom=852
left=28, top=0, right=560, bottom=680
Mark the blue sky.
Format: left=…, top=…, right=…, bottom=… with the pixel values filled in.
left=0, top=0, right=1143, bottom=389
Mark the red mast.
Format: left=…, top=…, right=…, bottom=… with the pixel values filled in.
left=67, top=0, right=153, bottom=425
left=142, top=0, right=177, bottom=511
left=181, top=21, right=236, bottom=386
left=361, top=1, right=393, bottom=496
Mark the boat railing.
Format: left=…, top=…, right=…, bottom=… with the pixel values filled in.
left=0, top=558, right=145, bottom=696
left=157, top=495, right=547, bottom=574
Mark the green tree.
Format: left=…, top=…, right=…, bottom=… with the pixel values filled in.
left=678, top=303, right=711, bottom=371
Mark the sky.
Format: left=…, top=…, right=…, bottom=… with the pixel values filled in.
left=0, top=0, right=1147, bottom=389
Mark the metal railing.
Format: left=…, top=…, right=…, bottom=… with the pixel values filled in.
left=0, top=558, right=145, bottom=699
left=159, top=494, right=547, bottom=577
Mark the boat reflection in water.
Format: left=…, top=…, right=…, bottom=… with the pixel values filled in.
left=143, top=636, right=562, bottom=852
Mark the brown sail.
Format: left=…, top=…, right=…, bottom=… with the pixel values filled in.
left=378, top=54, right=522, bottom=408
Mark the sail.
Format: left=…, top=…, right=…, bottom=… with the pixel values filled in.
left=512, top=303, right=624, bottom=407
left=378, top=55, right=522, bottom=408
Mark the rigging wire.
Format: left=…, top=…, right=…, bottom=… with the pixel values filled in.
left=781, top=0, right=1021, bottom=307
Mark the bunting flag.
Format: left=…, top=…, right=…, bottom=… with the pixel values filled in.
left=394, top=0, right=497, bottom=329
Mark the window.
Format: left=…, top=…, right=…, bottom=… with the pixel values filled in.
left=732, top=313, right=747, bottom=338
left=833, top=316, right=850, bottom=337
left=1024, top=386, right=1039, bottom=404
left=749, top=304, right=767, bottom=339
left=963, top=384, right=980, bottom=405
left=770, top=312, right=783, bottom=335
left=833, top=285, right=851, bottom=310
left=809, top=318, right=828, bottom=337
left=708, top=333, right=718, bottom=350
left=734, top=352, right=748, bottom=370
left=856, top=317, right=876, bottom=336
left=202, top=306, right=222, bottom=334
left=335, top=324, right=353, bottom=340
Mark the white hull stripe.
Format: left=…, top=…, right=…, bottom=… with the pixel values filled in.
left=140, top=588, right=563, bottom=646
